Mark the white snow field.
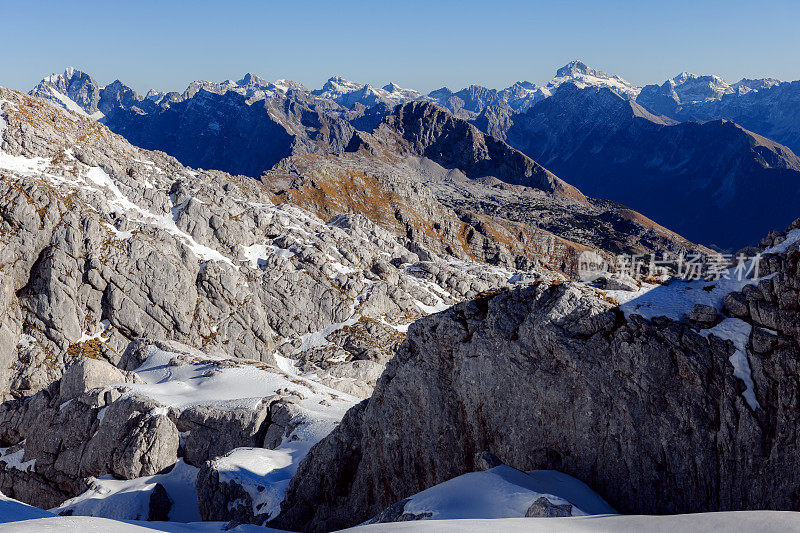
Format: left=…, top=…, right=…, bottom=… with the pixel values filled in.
left=346, top=512, right=800, bottom=533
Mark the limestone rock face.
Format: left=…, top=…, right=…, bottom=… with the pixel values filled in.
left=276, top=261, right=800, bottom=531
left=0, top=87, right=522, bottom=401
left=175, top=400, right=272, bottom=467
left=0, top=385, right=178, bottom=508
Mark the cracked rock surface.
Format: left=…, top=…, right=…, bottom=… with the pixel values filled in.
left=276, top=238, right=800, bottom=531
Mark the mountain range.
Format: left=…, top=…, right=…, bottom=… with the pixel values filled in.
left=28, top=62, right=800, bottom=250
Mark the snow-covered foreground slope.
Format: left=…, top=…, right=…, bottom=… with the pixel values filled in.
left=2, top=492, right=272, bottom=531
left=5, top=486, right=800, bottom=533
left=349, top=512, right=800, bottom=533
left=4, top=507, right=800, bottom=533
left=0, top=493, right=53, bottom=523
left=46, top=344, right=357, bottom=522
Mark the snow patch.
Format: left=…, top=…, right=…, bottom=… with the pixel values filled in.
left=393, top=466, right=613, bottom=522
left=701, top=319, right=760, bottom=410
left=0, top=445, right=36, bottom=473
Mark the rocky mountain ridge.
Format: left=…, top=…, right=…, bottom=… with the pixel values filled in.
left=263, top=100, right=707, bottom=278
left=490, top=84, right=800, bottom=250
left=28, top=65, right=800, bottom=254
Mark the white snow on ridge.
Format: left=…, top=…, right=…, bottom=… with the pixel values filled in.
left=701, top=318, right=759, bottom=409
left=46, top=88, right=105, bottom=120
left=547, top=61, right=641, bottom=99
left=605, top=229, right=800, bottom=321
left=0, top=127, right=234, bottom=269
left=88, top=167, right=234, bottom=266
left=80, top=165, right=234, bottom=266
left=0, top=151, right=49, bottom=175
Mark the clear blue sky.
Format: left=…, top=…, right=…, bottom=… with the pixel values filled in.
left=2, top=0, right=799, bottom=94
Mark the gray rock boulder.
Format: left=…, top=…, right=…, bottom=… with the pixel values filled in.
left=0, top=386, right=178, bottom=508
left=689, top=304, right=719, bottom=328
left=175, top=400, right=272, bottom=466
left=58, top=358, right=138, bottom=402
left=604, top=273, right=639, bottom=291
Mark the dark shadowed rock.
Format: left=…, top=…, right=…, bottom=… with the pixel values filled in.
left=689, top=304, right=719, bottom=328
left=525, top=496, right=573, bottom=518
left=148, top=483, right=172, bottom=521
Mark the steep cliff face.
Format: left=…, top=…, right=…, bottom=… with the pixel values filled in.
left=275, top=224, right=800, bottom=532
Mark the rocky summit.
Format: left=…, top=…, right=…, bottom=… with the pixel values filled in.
left=4, top=51, right=800, bottom=533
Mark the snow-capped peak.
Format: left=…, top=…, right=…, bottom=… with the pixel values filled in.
left=548, top=60, right=640, bottom=99
left=40, top=66, right=85, bottom=86
left=731, top=77, right=783, bottom=95
left=236, top=72, right=269, bottom=88
left=312, top=77, right=425, bottom=108
left=273, top=79, right=307, bottom=93
left=30, top=67, right=105, bottom=119
left=555, top=60, right=596, bottom=78
left=664, top=72, right=735, bottom=104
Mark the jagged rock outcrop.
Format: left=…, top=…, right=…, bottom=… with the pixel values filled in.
left=275, top=227, right=800, bottom=531
left=0, top=381, right=178, bottom=508
left=375, top=101, right=584, bottom=200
